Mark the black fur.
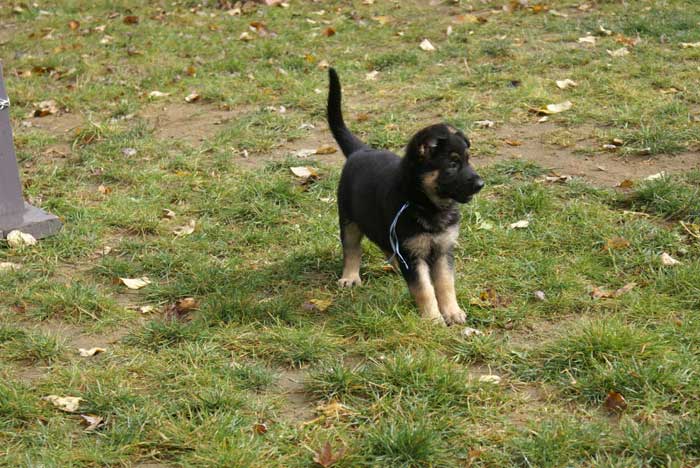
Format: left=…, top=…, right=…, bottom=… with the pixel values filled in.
left=327, top=68, right=484, bottom=324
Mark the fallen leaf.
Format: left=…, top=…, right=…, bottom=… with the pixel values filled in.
left=603, top=237, right=630, bottom=251
left=315, top=145, right=337, bottom=155
left=419, top=38, right=436, bottom=51
left=474, top=120, right=495, bottom=128
left=660, top=252, right=681, bottom=266
left=504, top=139, right=522, bottom=146
left=556, top=79, right=577, bottom=89
left=543, top=101, right=573, bottom=114
left=303, top=298, right=332, bottom=312
left=322, top=27, right=336, bottom=37
left=32, top=100, right=59, bottom=117
left=578, top=35, right=596, bottom=45
left=591, top=282, right=636, bottom=299
left=292, top=149, right=316, bottom=158
left=173, top=220, right=196, bottom=236
left=598, top=25, right=613, bottom=36
left=253, top=422, right=268, bottom=434
left=452, top=14, right=486, bottom=24
left=365, top=70, right=379, bottom=81
left=607, top=47, right=629, bottom=57
left=680, top=42, right=700, bottom=48
left=0, top=262, right=21, bottom=272
left=604, top=391, right=627, bottom=412
left=645, top=172, right=665, bottom=181
left=446, top=25, right=453, bottom=36
left=122, top=147, right=137, bottom=157
left=97, top=184, right=111, bottom=195
left=615, top=34, right=641, bottom=47
left=537, top=116, right=549, bottom=123
left=602, top=144, right=618, bottom=151
left=68, top=20, right=80, bottom=30
left=148, top=90, right=169, bottom=98
left=138, top=305, right=155, bottom=314
left=6, top=230, right=37, bottom=248
left=617, top=179, right=634, bottom=189
left=119, top=277, right=152, bottom=290
left=80, top=414, right=105, bottom=431
left=611, top=138, right=624, bottom=146
left=509, top=220, right=529, bottom=229
left=313, top=441, right=346, bottom=468
left=239, top=31, right=254, bottom=41
left=164, top=297, right=198, bottom=320
left=549, top=9, right=568, bottom=17
left=290, top=166, right=319, bottom=180
left=461, top=327, right=483, bottom=338
left=162, top=208, right=176, bottom=219
left=317, top=60, right=329, bottom=70
left=316, top=400, right=356, bottom=418
left=123, top=15, right=139, bottom=25
left=478, top=375, right=501, bottom=384
left=78, top=347, right=106, bottom=357
left=544, top=175, right=572, bottom=183
left=533, top=290, right=546, bottom=301
left=372, top=15, right=392, bottom=25
left=184, top=92, right=201, bottom=103
left=99, top=35, right=114, bottom=45
left=43, top=395, right=83, bottom=413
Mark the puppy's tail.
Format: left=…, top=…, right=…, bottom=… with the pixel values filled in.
left=327, top=68, right=368, bottom=158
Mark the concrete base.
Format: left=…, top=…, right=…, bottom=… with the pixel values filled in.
left=0, top=202, right=62, bottom=240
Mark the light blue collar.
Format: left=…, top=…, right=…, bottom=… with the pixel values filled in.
left=388, top=202, right=410, bottom=271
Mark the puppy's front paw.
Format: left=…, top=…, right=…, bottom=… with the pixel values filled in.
left=338, top=276, right=362, bottom=288
left=442, top=307, right=466, bottom=326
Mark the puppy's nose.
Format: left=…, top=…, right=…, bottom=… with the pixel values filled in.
left=473, top=177, right=484, bottom=193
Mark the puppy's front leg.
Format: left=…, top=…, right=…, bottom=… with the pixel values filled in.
left=406, top=259, right=445, bottom=325
left=431, top=253, right=466, bottom=325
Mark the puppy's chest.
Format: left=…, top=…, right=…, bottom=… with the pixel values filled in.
left=403, top=225, right=459, bottom=259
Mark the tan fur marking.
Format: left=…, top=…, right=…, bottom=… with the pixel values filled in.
left=447, top=125, right=458, bottom=134
left=431, top=255, right=465, bottom=324
left=409, top=260, right=444, bottom=324
left=404, top=225, right=459, bottom=259
left=339, top=223, right=363, bottom=287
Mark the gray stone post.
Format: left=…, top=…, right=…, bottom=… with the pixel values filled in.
left=0, top=63, right=62, bottom=239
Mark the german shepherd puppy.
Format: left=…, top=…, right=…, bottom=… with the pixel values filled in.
left=327, top=68, right=484, bottom=325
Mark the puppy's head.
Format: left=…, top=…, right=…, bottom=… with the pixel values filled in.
left=406, top=124, right=483, bottom=204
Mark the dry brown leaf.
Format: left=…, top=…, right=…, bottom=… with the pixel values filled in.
left=253, top=422, right=268, bottom=434
left=313, top=441, right=346, bottom=468
left=239, top=31, right=254, bottom=41
left=184, top=92, right=201, bottom=103
left=365, top=70, right=379, bottom=81
left=138, top=305, right=155, bottom=314
left=123, top=15, right=139, bottom=25
left=43, top=395, right=83, bottom=413
left=68, top=20, right=80, bottom=30
left=162, top=208, right=176, bottom=219
left=6, top=230, right=37, bottom=248
left=419, top=38, right=436, bottom=51
left=556, top=79, right=577, bottom=89
left=303, top=298, right=332, bottom=313
left=119, top=277, right=151, bottom=290
left=290, top=166, right=319, bottom=180
left=173, top=220, right=196, bottom=236
left=322, top=27, right=336, bottom=37
left=97, top=184, right=111, bottom=195
left=615, top=34, right=641, bottom=47
left=78, top=347, right=106, bottom=357
left=645, top=172, right=666, bottom=181
left=316, top=400, right=356, bottom=418
left=373, top=15, right=392, bottom=25
left=604, top=391, right=627, bottom=412
left=0, top=262, right=21, bottom=272
left=509, top=220, right=529, bottom=229
left=452, top=14, right=486, bottom=24
left=681, top=42, right=700, bottom=48
left=591, top=282, right=636, bottom=299
left=478, top=374, right=501, bottom=384
left=148, top=90, right=169, bottom=98
left=504, top=139, right=522, bottom=147
left=603, top=237, right=630, bottom=251
left=578, top=35, right=596, bottom=45
left=607, top=47, right=629, bottom=57
left=617, top=179, right=634, bottom=189
left=544, top=101, right=573, bottom=114
left=164, top=298, right=198, bottom=321
left=660, top=252, right=681, bottom=266
left=33, top=100, right=59, bottom=117
left=315, top=145, right=337, bottom=155
left=80, top=414, right=105, bottom=431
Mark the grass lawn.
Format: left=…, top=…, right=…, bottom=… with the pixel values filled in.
left=1, top=0, right=700, bottom=466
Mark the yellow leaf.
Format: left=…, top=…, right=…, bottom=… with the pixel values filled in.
left=119, top=277, right=152, bottom=290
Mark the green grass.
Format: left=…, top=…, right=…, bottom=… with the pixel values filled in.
left=1, top=0, right=700, bottom=466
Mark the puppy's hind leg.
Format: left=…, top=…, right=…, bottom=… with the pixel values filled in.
left=338, top=221, right=363, bottom=287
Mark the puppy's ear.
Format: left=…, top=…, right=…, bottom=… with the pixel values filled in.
left=418, top=135, right=447, bottom=160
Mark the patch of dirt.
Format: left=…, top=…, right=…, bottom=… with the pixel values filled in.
left=141, top=102, right=245, bottom=145
left=32, top=320, right=130, bottom=350
left=274, top=367, right=316, bottom=423
left=23, top=112, right=84, bottom=137
left=12, top=366, right=48, bottom=384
